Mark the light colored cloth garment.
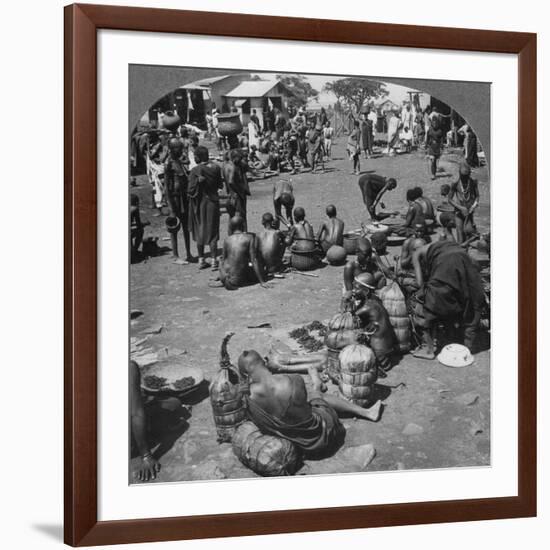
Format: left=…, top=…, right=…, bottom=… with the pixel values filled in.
left=368, top=111, right=378, bottom=135
left=386, top=115, right=401, bottom=152
left=146, top=155, right=165, bottom=208
left=401, top=109, right=413, bottom=131
left=248, top=121, right=260, bottom=149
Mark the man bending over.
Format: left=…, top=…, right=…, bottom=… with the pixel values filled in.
left=358, top=174, right=398, bottom=221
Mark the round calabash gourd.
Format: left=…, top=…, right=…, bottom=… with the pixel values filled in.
left=326, top=245, right=347, bottom=265
left=327, top=311, right=361, bottom=332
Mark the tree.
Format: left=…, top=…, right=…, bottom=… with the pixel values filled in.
left=276, top=74, right=319, bottom=108
left=324, top=78, right=388, bottom=114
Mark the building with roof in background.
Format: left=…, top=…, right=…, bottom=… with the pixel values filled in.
left=222, top=78, right=294, bottom=128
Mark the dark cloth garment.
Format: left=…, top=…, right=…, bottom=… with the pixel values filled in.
left=421, top=240, right=485, bottom=324
left=426, top=127, right=444, bottom=157
left=358, top=174, right=386, bottom=215
left=360, top=120, right=371, bottom=150
left=187, top=162, right=222, bottom=246
left=164, top=155, right=189, bottom=224
left=246, top=395, right=344, bottom=455
left=466, top=132, right=480, bottom=167
left=347, top=128, right=361, bottom=155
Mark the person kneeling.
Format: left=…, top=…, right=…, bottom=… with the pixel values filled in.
left=218, top=216, right=268, bottom=290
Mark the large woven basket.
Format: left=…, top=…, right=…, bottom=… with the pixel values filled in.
left=326, top=347, right=341, bottom=383
left=342, top=233, right=359, bottom=255
left=291, top=249, right=319, bottom=271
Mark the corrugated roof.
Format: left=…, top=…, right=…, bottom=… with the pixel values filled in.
left=181, top=75, right=231, bottom=90
left=224, top=80, right=280, bottom=98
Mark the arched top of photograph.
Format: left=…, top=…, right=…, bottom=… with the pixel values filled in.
left=129, top=66, right=491, bottom=485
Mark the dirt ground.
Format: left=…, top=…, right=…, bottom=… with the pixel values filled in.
left=130, top=136, right=491, bottom=482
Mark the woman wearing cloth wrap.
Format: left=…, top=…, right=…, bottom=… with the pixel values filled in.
left=238, top=350, right=382, bottom=458
left=187, top=146, right=223, bottom=270
left=411, top=240, right=485, bottom=359
left=448, top=161, right=480, bottom=244
left=352, top=272, right=399, bottom=376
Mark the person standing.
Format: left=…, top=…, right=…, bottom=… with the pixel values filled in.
left=164, top=137, right=192, bottom=263
left=368, top=107, right=378, bottom=151
left=248, top=118, right=260, bottom=150
left=187, top=146, right=223, bottom=270
left=347, top=120, right=361, bottom=175
left=426, top=117, right=444, bottom=180
left=323, top=120, right=334, bottom=159
left=360, top=112, right=371, bottom=159
left=386, top=109, right=401, bottom=156
left=224, top=149, right=251, bottom=233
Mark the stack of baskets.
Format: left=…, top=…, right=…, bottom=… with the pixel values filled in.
left=338, top=344, right=378, bottom=407
left=324, top=312, right=361, bottom=382
left=378, top=281, right=410, bottom=353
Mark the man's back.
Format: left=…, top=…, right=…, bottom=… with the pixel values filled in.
left=223, top=233, right=252, bottom=268
left=258, top=228, right=284, bottom=272
left=322, top=218, right=345, bottom=245
left=249, top=373, right=312, bottom=424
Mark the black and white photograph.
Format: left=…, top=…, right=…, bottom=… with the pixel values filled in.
left=129, top=66, right=491, bottom=484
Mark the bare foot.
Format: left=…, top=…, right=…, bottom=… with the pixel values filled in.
left=412, top=346, right=436, bottom=360
left=361, top=399, right=382, bottom=422
left=307, top=366, right=326, bottom=393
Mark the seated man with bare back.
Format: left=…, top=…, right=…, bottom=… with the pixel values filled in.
left=218, top=216, right=268, bottom=290
left=285, top=207, right=317, bottom=252
left=238, top=349, right=382, bottom=457
left=316, top=204, right=345, bottom=253
left=257, top=212, right=286, bottom=275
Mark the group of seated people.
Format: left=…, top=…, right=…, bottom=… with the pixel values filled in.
left=358, top=161, right=480, bottom=245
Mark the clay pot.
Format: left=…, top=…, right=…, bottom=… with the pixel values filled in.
left=217, top=113, right=243, bottom=137
left=161, top=111, right=181, bottom=131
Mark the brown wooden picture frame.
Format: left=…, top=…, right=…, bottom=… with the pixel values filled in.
left=64, top=3, right=537, bottom=546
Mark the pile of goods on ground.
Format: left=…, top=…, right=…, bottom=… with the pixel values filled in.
left=338, top=344, right=378, bottom=407
left=232, top=421, right=301, bottom=477
left=324, top=311, right=361, bottom=381
left=377, top=281, right=410, bottom=353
